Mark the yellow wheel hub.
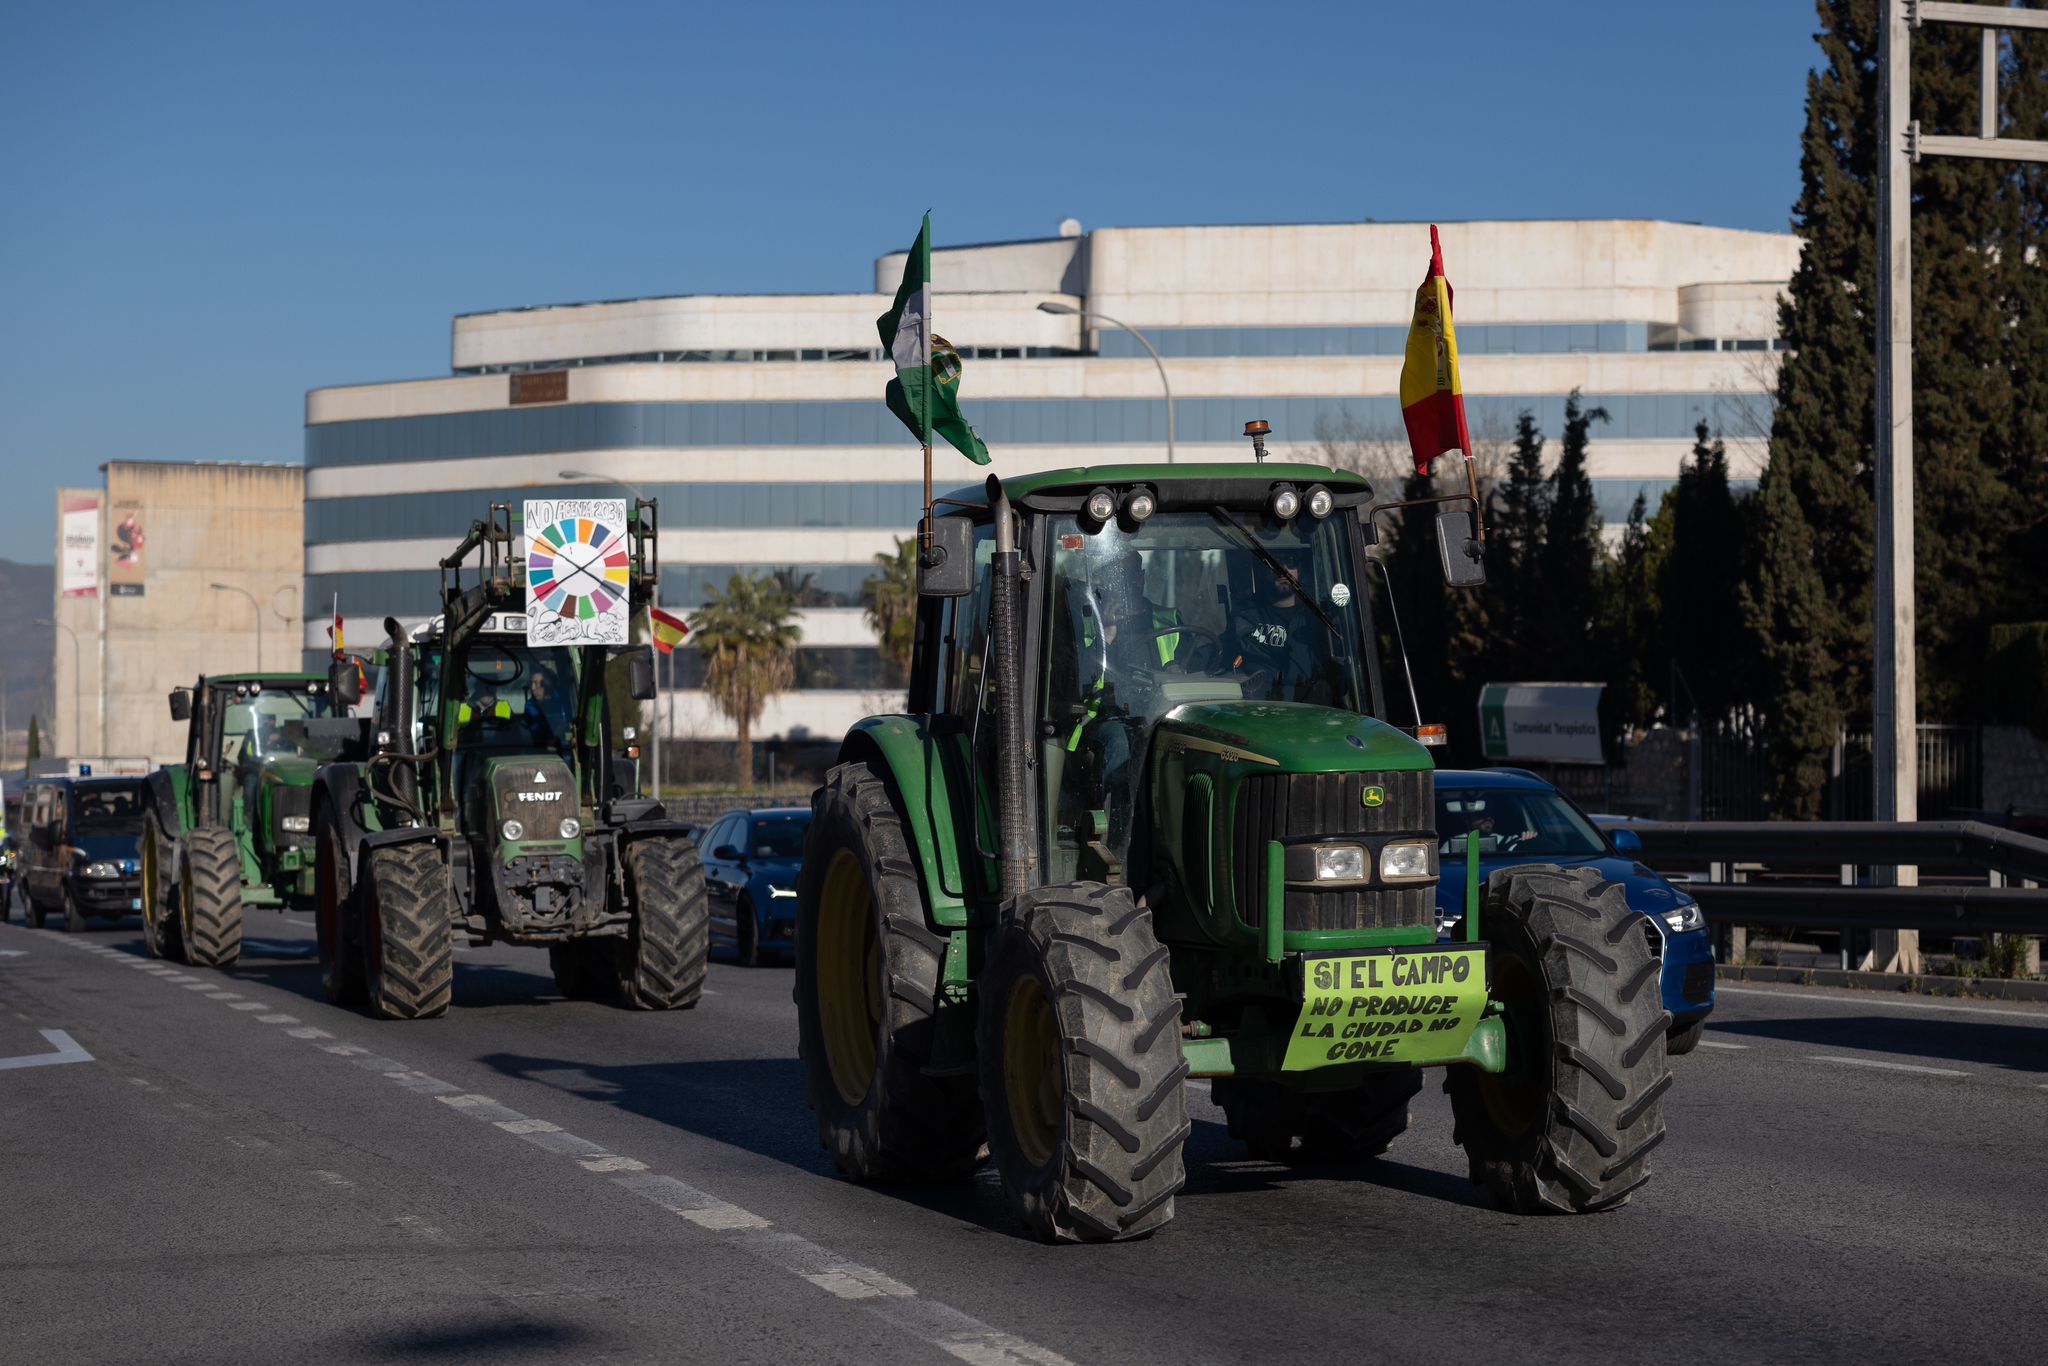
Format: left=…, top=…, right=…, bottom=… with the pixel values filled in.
left=817, top=849, right=880, bottom=1106
left=1003, top=973, right=1062, bottom=1168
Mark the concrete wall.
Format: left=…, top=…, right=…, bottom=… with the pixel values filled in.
left=52, top=463, right=304, bottom=765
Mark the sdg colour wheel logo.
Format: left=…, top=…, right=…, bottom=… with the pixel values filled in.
left=524, top=498, right=631, bottom=646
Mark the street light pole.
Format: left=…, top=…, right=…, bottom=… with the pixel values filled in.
left=40, top=620, right=80, bottom=760
left=1039, top=300, right=1175, bottom=462
left=210, top=583, right=262, bottom=671
left=559, top=470, right=662, bottom=796
left=272, top=585, right=300, bottom=665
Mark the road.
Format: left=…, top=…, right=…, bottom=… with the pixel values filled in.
left=3, top=911, right=2046, bottom=1365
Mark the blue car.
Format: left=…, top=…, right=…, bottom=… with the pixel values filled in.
left=697, top=806, right=810, bottom=966
left=1431, top=769, right=1715, bottom=1055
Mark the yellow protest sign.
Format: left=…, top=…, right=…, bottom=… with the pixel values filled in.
left=1282, top=945, right=1490, bottom=1071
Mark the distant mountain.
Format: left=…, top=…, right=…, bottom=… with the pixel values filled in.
left=0, top=559, right=54, bottom=750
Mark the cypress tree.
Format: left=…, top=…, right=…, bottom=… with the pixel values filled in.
left=1539, top=391, right=1608, bottom=675
left=1486, top=410, right=1550, bottom=680
left=1663, top=421, right=1750, bottom=720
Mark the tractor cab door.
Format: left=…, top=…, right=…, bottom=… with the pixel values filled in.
left=914, top=517, right=999, bottom=906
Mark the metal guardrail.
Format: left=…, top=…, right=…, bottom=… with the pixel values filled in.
left=1609, top=820, right=2048, bottom=939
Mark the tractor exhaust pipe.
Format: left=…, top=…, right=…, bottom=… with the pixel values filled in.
left=382, top=616, right=419, bottom=813
left=987, top=475, right=1035, bottom=901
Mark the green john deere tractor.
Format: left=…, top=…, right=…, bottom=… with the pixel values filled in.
left=141, top=673, right=364, bottom=967
left=311, top=501, right=708, bottom=1020
left=796, top=426, right=1671, bottom=1242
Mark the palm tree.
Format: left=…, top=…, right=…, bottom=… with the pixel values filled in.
left=863, top=538, right=918, bottom=689
left=692, top=571, right=802, bottom=788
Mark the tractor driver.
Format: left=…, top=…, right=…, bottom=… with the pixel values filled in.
left=1060, top=548, right=1182, bottom=856
left=523, top=662, right=575, bottom=754
left=1229, top=546, right=1340, bottom=705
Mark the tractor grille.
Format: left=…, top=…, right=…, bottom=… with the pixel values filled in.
left=493, top=761, right=578, bottom=838
left=1230, top=770, right=1435, bottom=933
left=273, top=785, right=313, bottom=847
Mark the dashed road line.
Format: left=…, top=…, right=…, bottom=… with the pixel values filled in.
left=1808, top=1054, right=1968, bottom=1077
left=228, top=1002, right=267, bottom=1012
left=1696, top=1040, right=1749, bottom=1050
left=255, top=1013, right=299, bottom=1024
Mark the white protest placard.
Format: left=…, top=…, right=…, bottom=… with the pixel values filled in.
left=523, top=498, right=631, bottom=646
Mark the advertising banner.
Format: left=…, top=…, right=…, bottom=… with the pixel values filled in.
left=109, top=500, right=145, bottom=597
left=60, top=496, right=99, bottom=598
left=1477, top=682, right=1606, bottom=765
left=523, top=498, right=631, bottom=646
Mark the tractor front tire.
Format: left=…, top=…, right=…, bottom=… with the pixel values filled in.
left=614, top=837, right=709, bottom=1010
left=362, top=842, right=454, bottom=1020
left=1446, top=864, right=1672, bottom=1214
left=178, top=827, right=244, bottom=968
left=795, top=761, right=985, bottom=1184
left=978, top=882, right=1190, bottom=1243
left=313, top=807, right=365, bottom=1006
left=1215, top=1072, right=1422, bottom=1166
left=140, top=810, right=182, bottom=961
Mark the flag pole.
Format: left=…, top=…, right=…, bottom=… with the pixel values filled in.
left=1461, top=453, right=1486, bottom=540
left=922, top=443, right=933, bottom=552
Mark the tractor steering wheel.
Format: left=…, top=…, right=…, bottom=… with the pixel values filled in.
left=1142, top=622, right=1224, bottom=673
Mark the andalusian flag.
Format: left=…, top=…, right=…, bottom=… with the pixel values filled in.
left=649, top=606, right=690, bottom=655
left=877, top=213, right=991, bottom=465
left=1399, top=225, right=1472, bottom=477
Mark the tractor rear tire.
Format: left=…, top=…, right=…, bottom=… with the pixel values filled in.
left=361, top=842, right=454, bottom=1020
left=178, top=827, right=244, bottom=968
left=1215, top=1072, right=1422, bottom=1166
left=140, top=810, right=183, bottom=961
left=1446, top=864, right=1672, bottom=1214
left=978, top=882, right=1190, bottom=1243
left=550, top=942, right=615, bottom=1001
left=795, top=760, right=985, bottom=1184
left=613, top=837, right=709, bottom=1010
left=1665, top=1018, right=1705, bottom=1056
left=313, top=807, right=365, bottom=1006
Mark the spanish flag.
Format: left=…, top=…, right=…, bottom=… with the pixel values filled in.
left=1399, top=225, right=1472, bottom=477
left=650, top=606, right=690, bottom=654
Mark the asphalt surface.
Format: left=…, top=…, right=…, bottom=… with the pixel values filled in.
left=4, top=908, right=2046, bottom=1365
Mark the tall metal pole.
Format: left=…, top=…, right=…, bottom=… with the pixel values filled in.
left=1038, top=301, right=1175, bottom=461
left=210, top=583, right=262, bottom=671
left=1872, top=0, right=1920, bottom=971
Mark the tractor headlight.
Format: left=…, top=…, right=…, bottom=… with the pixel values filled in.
left=281, top=815, right=311, bottom=833
left=1378, top=841, right=1434, bottom=884
left=1661, top=901, right=1705, bottom=934
left=558, top=818, right=581, bottom=839
left=1269, top=484, right=1301, bottom=520
left=1083, top=486, right=1118, bottom=525
left=1122, top=487, right=1157, bottom=524
left=84, top=862, right=119, bottom=879
left=502, top=819, right=525, bottom=841
left=1312, top=845, right=1366, bottom=882
left=1305, top=484, right=1334, bottom=519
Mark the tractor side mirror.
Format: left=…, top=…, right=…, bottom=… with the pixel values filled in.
left=168, top=688, right=192, bottom=723
left=625, top=647, right=657, bottom=702
left=329, top=657, right=362, bottom=708
left=917, top=515, right=974, bottom=597
left=1435, top=507, right=1487, bottom=589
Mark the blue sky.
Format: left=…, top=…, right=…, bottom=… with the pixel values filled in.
left=0, top=1, right=1822, bottom=562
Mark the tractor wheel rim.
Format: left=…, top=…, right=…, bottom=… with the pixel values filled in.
left=1476, top=952, right=1549, bottom=1138
left=140, top=835, right=158, bottom=942
left=817, top=849, right=879, bottom=1106
left=1003, top=973, right=1062, bottom=1169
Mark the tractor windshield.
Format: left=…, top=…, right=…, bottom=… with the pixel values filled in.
left=1042, top=508, right=1373, bottom=864
left=450, top=641, right=581, bottom=755
left=221, top=688, right=347, bottom=765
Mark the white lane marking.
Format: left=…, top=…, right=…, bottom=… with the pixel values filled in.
left=312, top=1170, right=355, bottom=1189
left=1697, top=1040, right=1749, bottom=1050
left=806, top=1268, right=917, bottom=1300
left=255, top=1014, right=299, bottom=1025
left=0, top=1029, right=95, bottom=1071
left=495, top=1118, right=562, bottom=1135
left=437, top=1093, right=497, bottom=1109
left=321, top=1043, right=369, bottom=1056
left=578, top=1155, right=648, bottom=1173
left=0, top=949, right=27, bottom=958
left=1808, top=1054, right=1968, bottom=1077
left=286, top=1027, right=333, bottom=1040
left=181, top=982, right=215, bottom=991
left=1717, top=985, right=2048, bottom=1022
left=207, top=992, right=241, bottom=1000
left=228, top=1002, right=267, bottom=1012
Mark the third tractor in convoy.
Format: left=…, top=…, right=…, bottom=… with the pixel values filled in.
left=796, top=424, right=1673, bottom=1241
left=310, top=501, right=709, bottom=1019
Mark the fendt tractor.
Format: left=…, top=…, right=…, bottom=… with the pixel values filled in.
left=310, top=501, right=709, bottom=1020
left=796, top=423, right=1672, bottom=1242
left=141, top=672, right=361, bottom=967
